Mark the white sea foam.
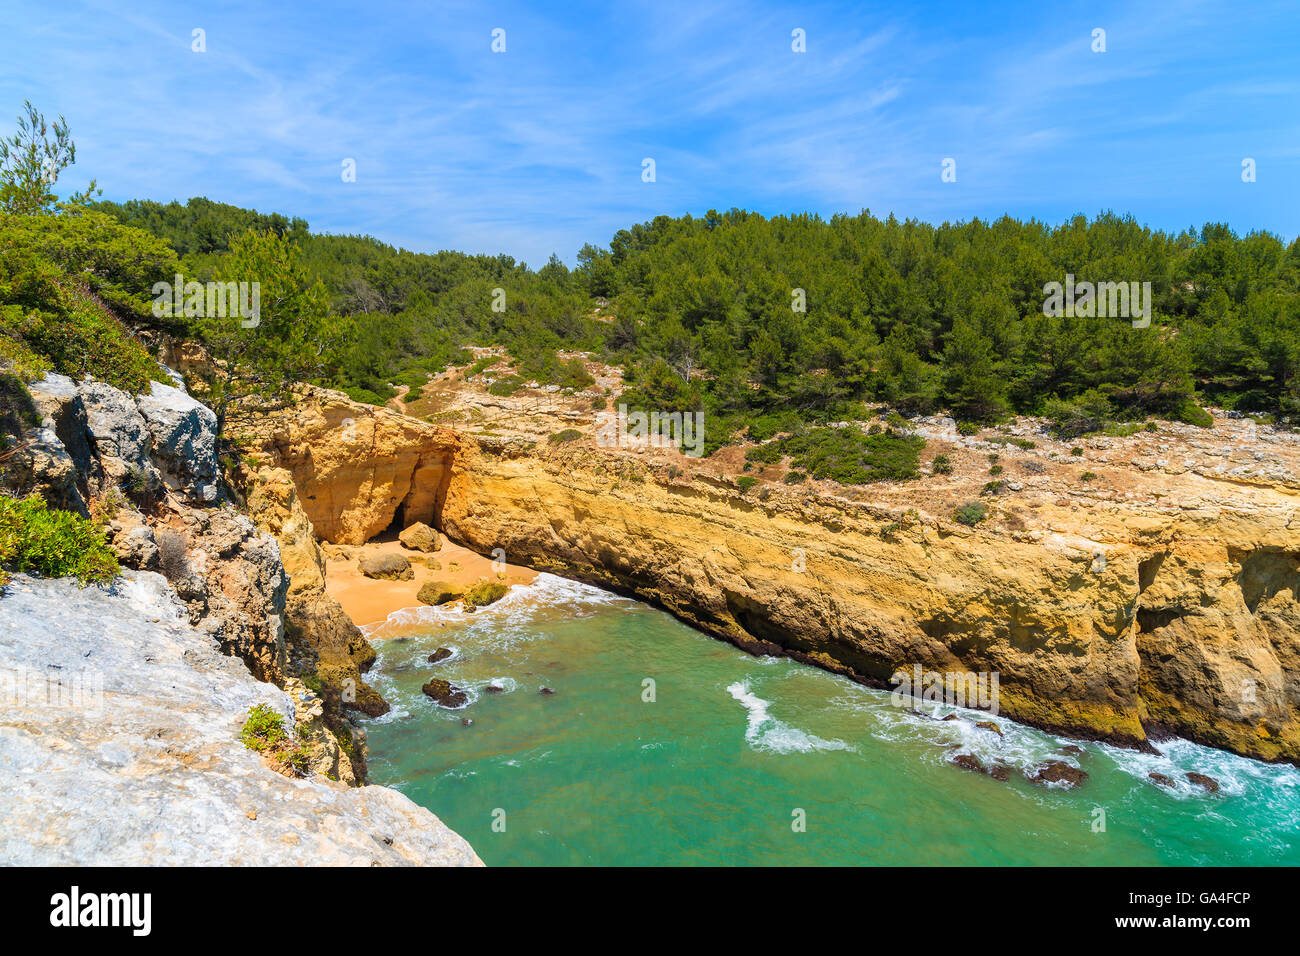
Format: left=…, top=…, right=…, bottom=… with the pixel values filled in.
left=1100, top=736, right=1300, bottom=803
left=727, top=679, right=854, bottom=754
left=364, top=572, right=630, bottom=641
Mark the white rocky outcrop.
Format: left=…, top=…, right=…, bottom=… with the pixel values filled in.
left=134, top=379, right=219, bottom=502
left=0, top=572, right=481, bottom=866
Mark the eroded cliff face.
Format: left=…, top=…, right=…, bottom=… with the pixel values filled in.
left=249, top=386, right=1300, bottom=765
left=244, top=465, right=390, bottom=726
left=3, top=373, right=371, bottom=783
left=246, top=388, right=458, bottom=544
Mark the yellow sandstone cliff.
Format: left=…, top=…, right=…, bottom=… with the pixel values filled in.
left=244, top=386, right=1300, bottom=765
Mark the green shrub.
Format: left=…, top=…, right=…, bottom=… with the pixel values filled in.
left=393, top=368, right=430, bottom=391
left=981, top=480, right=1004, bottom=495
left=989, top=464, right=1003, bottom=476
left=1080, top=471, right=1097, bottom=483
left=548, top=428, right=582, bottom=444
left=340, top=385, right=390, bottom=406
left=240, top=704, right=288, bottom=752
left=1172, top=400, right=1213, bottom=428
left=280, top=743, right=312, bottom=776
left=736, top=475, right=758, bottom=493
left=1102, top=422, right=1143, bottom=438
left=487, top=375, right=523, bottom=396
left=776, top=427, right=924, bottom=484
left=1070, top=446, right=1084, bottom=457
left=1044, top=389, right=1114, bottom=439
left=931, top=454, right=952, bottom=475
left=953, top=502, right=987, bottom=526
left=0, top=494, right=119, bottom=585
left=783, top=469, right=806, bottom=483
left=744, top=442, right=783, bottom=464
left=956, top=421, right=979, bottom=436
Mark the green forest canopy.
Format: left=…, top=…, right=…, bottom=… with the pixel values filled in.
left=82, top=198, right=1300, bottom=449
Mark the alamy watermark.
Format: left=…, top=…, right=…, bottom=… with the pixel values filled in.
left=890, top=664, right=1000, bottom=716
left=152, top=273, right=261, bottom=328
left=1042, top=274, right=1151, bottom=328
left=594, top=403, right=704, bottom=457
left=1, top=665, right=103, bottom=714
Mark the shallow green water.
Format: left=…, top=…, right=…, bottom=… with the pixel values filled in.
left=364, top=575, right=1300, bottom=866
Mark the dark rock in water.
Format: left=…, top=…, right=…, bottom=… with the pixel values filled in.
left=990, top=764, right=1011, bottom=781
left=422, top=677, right=468, bottom=708
left=539, top=686, right=555, bottom=696
left=427, top=647, right=453, bottom=664
left=1029, top=761, right=1088, bottom=788
left=461, top=718, right=473, bottom=726
left=941, top=713, right=959, bottom=721
left=484, top=682, right=505, bottom=694
left=1148, top=772, right=1176, bottom=788
left=1060, top=744, right=1085, bottom=756
left=950, top=753, right=987, bottom=774
left=1186, top=772, right=1220, bottom=793
left=975, top=720, right=1002, bottom=736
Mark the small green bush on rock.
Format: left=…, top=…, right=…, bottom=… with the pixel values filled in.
left=239, top=704, right=288, bottom=752
left=0, top=493, right=119, bottom=586
left=954, top=502, right=987, bottom=526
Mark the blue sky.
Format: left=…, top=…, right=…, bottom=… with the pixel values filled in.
left=3, top=0, right=1298, bottom=266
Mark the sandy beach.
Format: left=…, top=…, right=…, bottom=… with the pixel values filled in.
left=324, top=535, right=538, bottom=628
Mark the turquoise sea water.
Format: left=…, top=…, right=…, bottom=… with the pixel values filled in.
left=363, top=574, right=1300, bottom=866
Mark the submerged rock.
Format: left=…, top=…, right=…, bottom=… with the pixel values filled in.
left=427, top=647, right=453, bottom=664
left=950, top=753, right=987, bottom=774
left=975, top=720, right=1002, bottom=736
left=422, top=678, right=469, bottom=708
left=1029, top=761, right=1088, bottom=789
left=1186, top=771, right=1220, bottom=793
left=539, top=686, right=556, bottom=696
left=1149, top=772, right=1176, bottom=788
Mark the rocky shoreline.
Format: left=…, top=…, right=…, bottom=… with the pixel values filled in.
left=1, top=369, right=482, bottom=864
left=246, top=382, right=1300, bottom=767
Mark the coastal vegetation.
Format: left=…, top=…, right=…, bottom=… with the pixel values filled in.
left=0, top=493, right=119, bottom=587
left=2, top=101, right=1298, bottom=485
left=83, top=197, right=1300, bottom=454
